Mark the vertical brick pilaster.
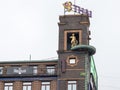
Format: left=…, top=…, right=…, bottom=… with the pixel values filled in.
left=32, top=81, right=41, bottom=90
left=14, top=81, right=22, bottom=90
left=0, top=81, right=4, bottom=90
left=51, top=80, right=57, bottom=90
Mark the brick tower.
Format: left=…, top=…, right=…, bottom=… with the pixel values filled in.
left=0, top=2, right=98, bottom=90
left=57, top=14, right=96, bottom=90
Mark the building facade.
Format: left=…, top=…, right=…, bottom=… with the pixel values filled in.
left=0, top=14, right=98, bottom=90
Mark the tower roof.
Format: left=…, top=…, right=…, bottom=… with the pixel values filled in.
left=71, top=45, right=96, bottom=55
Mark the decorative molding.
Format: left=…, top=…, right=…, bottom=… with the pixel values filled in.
left=80, top=22, right=89, bottom=24
left=66, top=69, right=84, bottom=71
left=58, top=78, right=85, bottom=80
left=58, top=22, right=66, bottom=25
left=0, top=77, right=57, bottom=81
left=66, top=55, right=79, bottom=67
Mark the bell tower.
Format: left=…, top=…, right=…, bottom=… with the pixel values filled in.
left=58, top=15, right=90, bottom=51
left=57, top=15, right=96, bottom=90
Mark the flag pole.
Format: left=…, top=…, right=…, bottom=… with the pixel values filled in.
left=74, top=0, right=76, bottom=5
left=74, top=0, right=76, bottom=15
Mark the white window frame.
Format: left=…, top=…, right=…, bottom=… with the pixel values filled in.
left=41, top=82, right=50, bottom=90
left=46, top=66, right=55, bottom=75
left=68, top=81, right=77, bottom=90
left=4, top=83, right=13, bottom=90
left=33, top=66, right=38, bottom=75
left=69, top=58, right=76, bottom=64
left=0, top=67, right=3, bottom=75
left=23, top=82, right=31, bottom=90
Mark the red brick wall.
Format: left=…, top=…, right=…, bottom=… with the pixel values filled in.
left=0, top=81, right=4, bottom=90
left=51, top=80, right=57, bottom=90
left=13, top=81, right=22, bottom=90
left=32, top=81, right=41, bottom=90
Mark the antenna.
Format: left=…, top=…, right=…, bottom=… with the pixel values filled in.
left=29, top=54, right=31, bottom=61
left=74, top=0, right=76, bottom=5
left=74, top=0, right=76, bottom=15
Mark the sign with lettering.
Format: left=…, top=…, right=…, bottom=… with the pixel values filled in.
left=7, top=67, right=33, bottom=75
left=63, top=1, right=92, bottom=17
left=14, top=68, right=27, bottom=74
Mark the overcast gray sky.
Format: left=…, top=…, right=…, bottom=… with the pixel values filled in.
left=0, top=0, right=120, bottom=90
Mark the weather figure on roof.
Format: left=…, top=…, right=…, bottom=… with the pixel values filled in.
left=63, top=1, right=72, bottom=12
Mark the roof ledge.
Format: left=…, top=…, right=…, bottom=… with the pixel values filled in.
left=71, top=45, right=96, bottom=55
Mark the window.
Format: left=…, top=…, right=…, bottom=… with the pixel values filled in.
left=0, top=67, right=3, bottom=75
left=41, top=82, right=50, bottom=90
left=46, top=66, right=55, bottom=75
left=69, top=58, right=76, bottom=64
left=64, top=30, right=82, bottom=50
left=68, top=81, right=77, bottom=90
left=66, top=55, right=78, bottom=67
left=4, top=83, right=13, bottom=90
left=33, top=66, right=37, bottom=75
left=23, top=82, right=31, bottom=90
